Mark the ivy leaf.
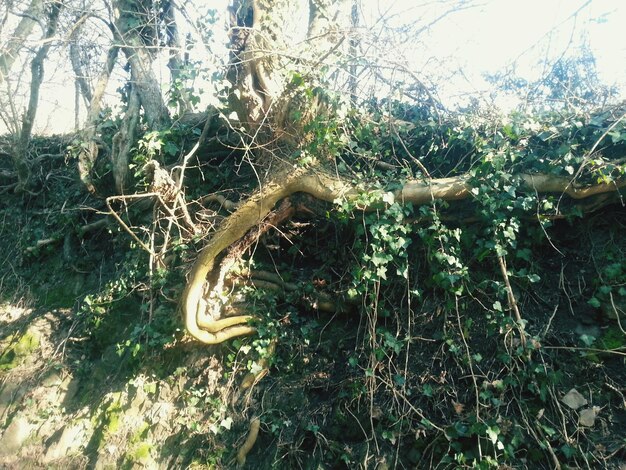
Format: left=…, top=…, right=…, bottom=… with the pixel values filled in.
left=220, top=417, right=233, bottom=430
left=376, top=266, right=388, bottom=280
left=588, top=297, right=601, bottom=308
left=382, top=192, right=395, bottom=205
left=164, top=141, right=180, bottom=156
left=486, top=426, right=499, bottom=444
left=528, top=274, right=540, bottom=283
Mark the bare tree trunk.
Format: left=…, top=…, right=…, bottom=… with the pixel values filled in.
left=348, top=0, right=359, bottom=104
left=0, top=0, right=45, bottom=83
left=113, top=0, right=170, bottom=130
left=163, top=0, right=190, bottom=115
left=69, top=37, right=93, bottom=106
left=14, top=1, right=62, bottom=192
left=77, top=45, right=118, bottom=193
left=111, top=85, right=140, bottom=193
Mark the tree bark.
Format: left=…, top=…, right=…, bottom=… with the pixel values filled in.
left=162, top=0, right=190, bottom=115
left=0, top=0, right=45, bottom=83
left=14, top=1, right=63, bottom=192
left=110, top=85, right=140, bottom=193
left=181, top=158, right=626, bottom=345
left=113, top=0, right=170, bottom=130
left=69, top=35, right=93, bottom=106
left=77, top=44, right=119, bottom=193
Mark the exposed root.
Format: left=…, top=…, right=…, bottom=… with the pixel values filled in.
left=25, top=218, right=110, bottom=253
left=182, top=174, right=303, bottom=344
left=236, top=416, right=260, bottom=467
left=240, top=340, right=276, bottom=390
left=201, top=193, right=239, bottom=211
left=182, top=167, right=626, bottom=345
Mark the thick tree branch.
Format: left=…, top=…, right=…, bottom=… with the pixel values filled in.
left=77, top=44, right=119, bottom=192
left=182, top=164, right=625, bottom=345
left=0, top=0, right=45, bottom=83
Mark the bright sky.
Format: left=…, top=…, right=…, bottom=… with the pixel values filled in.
left=466, top=1, right=622, bottom=95
left=368, top=0, right=625, bottom=107
left=2, top=0, right=624, bottom=135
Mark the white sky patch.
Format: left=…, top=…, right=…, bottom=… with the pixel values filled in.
left=414, top=0, right=626, bottom=106
left=1, top=0, right=624, bottom=135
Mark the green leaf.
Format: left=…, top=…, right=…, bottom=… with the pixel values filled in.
left=382, top=192, right=395, bottom=205
left=164, top=141, right=180, bottom=156
left=486, top=426, right=499, bottom=444
left=588, top=297, right=601, bottom=308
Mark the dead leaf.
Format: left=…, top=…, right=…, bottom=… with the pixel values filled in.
left=579, top=407, right=600, bottom=427
left=452, top=401, right=464, bottom=415
left=561, top=388, right=588, bottom=410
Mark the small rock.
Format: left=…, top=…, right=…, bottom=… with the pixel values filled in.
left=561, top=388, right=587, bottom=410
left=41, top=371, right=63, bottom=388
left=44, top=422, right=87, bottom=462
left=61, top=376, right=80, bottom=402
left=0, top=416, right=32, bottom=456
left=0, top=382, right=24, bottom=418
left=579, top=407, right=599, bottom=427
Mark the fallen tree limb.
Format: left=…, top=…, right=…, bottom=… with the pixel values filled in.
left=25, top=217, right=111, bottom=253
left=297, top=171, right=626, bottom=207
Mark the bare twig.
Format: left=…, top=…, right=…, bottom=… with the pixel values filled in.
left=498, top=255, right=526, bottom=347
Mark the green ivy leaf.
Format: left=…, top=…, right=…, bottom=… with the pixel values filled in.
left=588, top=297, right=601, bottom=308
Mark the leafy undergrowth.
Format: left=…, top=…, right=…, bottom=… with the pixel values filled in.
left=1, top=108, right=626, bottom=469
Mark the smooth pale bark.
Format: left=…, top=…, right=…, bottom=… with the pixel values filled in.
left=163, top=0, right=190, bottom=115
left=77, top=45, right=118, bottom=192
left=124, top=36, right=169, bottom=129
left=111, top=86, right=140, bottom=193
left=69, top=40, right=93, bottom=106
left=0, top=0, right=45, bottom=83
left=229, top=0, right=347, bottom=128
left=14, top=2, right=62, bottom=191
left=113, top=0, right=169, bottom=130
left=182, top=165, right=625, bottom=344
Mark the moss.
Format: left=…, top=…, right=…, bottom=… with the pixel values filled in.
left=130, top=421, right=150, bottom=444
left=38, top=284, right=77, bottom=309
left=0, top=330, right=40, bottom=371
left=128, top=442, right=153, bottom=463
left=600, top=326, right=626, bottom=350
left=102, top=396, right=123, bottom=435
left=105, top=408, right=121, bottom=434
left=91, top=393, right=124, bottom=450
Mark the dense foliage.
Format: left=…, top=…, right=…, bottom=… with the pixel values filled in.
left=1, top=0, right=625, bottom=468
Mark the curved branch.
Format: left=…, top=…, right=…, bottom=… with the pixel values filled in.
left=182, top=170, right=307, bottom=344
left=182, top=166, right=626, bottom=345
